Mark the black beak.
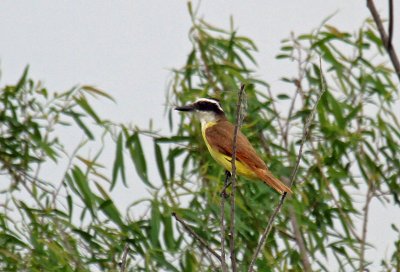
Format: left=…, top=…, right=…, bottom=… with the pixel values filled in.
left=175, top=104, right=195, bottom=112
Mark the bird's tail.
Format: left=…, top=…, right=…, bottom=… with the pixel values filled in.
left=255, top=168, right=292, bottom=195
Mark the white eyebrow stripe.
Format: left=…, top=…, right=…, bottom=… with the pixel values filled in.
left=195, top=98, right=224, bottom=112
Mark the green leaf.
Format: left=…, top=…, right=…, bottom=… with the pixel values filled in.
left=155, top=136, right=191, bottom=143
left=81, top=85, right=115, bottom=101
left=67, top=111, right=94, bottom=140
left=67, top=194, right=73, bottom=219
left=0, top=233, right=28, bottom=248
left=326, top=91, right=345, bottom=129
left=168, top=148, right=177, bottom=180
left=345, top=104, right=361, bottom=124
left=185, top=250, right=198, bottom=271
left=112, top=132, right=126, bottom=189
left=74, top=95, right=101, bottom=123
left=127, top=132, right=154, bottom=188
left=98, top=198, right=125, bottom=228
left=150, top=201, right=161, bottom=247
left=72, top=166, right=95, bottom=216
left=15, top=66, right=29, bottom=92
left=154, top=142, right=167, bottom=183
left=35, top=139, right=58, bottom=162
left=162, top=213, right=175, bottom=251
left=276, top=54, right=290, bottom=59
left=277, top=94, right=290, bottom=100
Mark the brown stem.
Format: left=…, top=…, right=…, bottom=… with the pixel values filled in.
left=118, top=243, right=130, bottom=272
left=229, top=83, right=246, bottom=272
left=388, top=0, right=393, bottom=51
left=248, top=193, right=286, bottom=272
left=220, top=171, right=230, bottom=272
left=267, top=82, right=312, bottom=271
left=172, top=212, right=222, bottom=263
left=289, top=207, right=312, bottom=272
left=359, top=187, right=374, bottom=272
left=366, top=0, right=400, bottom=82
left=248, top=59, right=326, bottom=272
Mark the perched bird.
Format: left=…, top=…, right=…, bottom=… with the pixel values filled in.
left=175, top=98, right=292, bottom=194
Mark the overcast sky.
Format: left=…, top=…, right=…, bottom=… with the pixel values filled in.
left=1, top=1, right=399, bottom=270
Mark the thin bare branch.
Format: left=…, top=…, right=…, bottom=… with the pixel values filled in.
left=248, top=59, right=326, bottom=272
left=220, top=171, right=230, bottom=272
left=388, top=0, right=394, bottom=51
left=359, top=187, right=374, bottom=272
left=118, top=243, right=130, bottom=272
left=267, top=79, right=312, bottom=272
left=289, top=207, right=312, bottom=272
left=172, top=212, right=222, bottom=263
left=229, top=83, right=246, bottom=272
left=247, top=192, right=285, bottom=272
left=366, top=0, right=400, bottom=82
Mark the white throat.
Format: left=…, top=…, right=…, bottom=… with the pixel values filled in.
left=196, top=111, right=218, bottom=127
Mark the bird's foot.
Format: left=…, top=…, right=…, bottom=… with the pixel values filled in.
left=220, top=171, right=232, bottom=198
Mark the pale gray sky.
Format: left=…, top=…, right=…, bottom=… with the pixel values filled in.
left=1, top=1, right=399, bottom=270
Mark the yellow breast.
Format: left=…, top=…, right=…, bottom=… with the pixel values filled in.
left=201, top=121, right=258, bottom=179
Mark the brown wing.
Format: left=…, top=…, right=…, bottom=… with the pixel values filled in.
left=205, top=120, right=292, bottom=194
left=205, top=120, right=267, bottom=171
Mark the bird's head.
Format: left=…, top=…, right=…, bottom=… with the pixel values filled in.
left=175, top=98, right=225, bottom=124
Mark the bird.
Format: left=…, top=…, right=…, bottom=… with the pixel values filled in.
left=175, top=98, right=292, bottom=194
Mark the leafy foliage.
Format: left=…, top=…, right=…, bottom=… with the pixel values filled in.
left=0, top=9, right=399, bottom=272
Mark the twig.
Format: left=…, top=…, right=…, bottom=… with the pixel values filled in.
left=248, top=60, right=326, bottom=272
left=359, top=187, right=374, bottom=272
left=172, top=212, right=222, bottom=262
left=267, top=78, right=312, bottom=272
left=118, top=243, right=130, bottom=272
left=220, top=171, right=230, bottom=272
left=247, top=194, right=286, bottom=272
left=289, top=207, right=312, bottom=272
left=229, top=83, right=246, bottom=272
left=388, top=0, right=394, bottom=51
left=366, top=0, right=400, bottom=82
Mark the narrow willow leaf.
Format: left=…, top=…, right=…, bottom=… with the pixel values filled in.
left=112, top=132, right=126, bottom=189
left=98, top=198, right=125, bottom=228
left=168, top=148, right=176, bottom=180
left=74, top=95, right=101, bottom=123
left=154, top=142, right=167, bottom=183
left=277, top=94, right=290, bottom=100
left=150, top=201, right=161, bottom=247
left=0, top=233, right=28, bottom=248
left=81, top=85, right=115, bottom=101
left=155, top=136, right=190, bottom=143
left=14, top=66, right=29, bottom=92
left=127, top=132, right=154, bottom=188
left=326, top=91, right=345, bottom=128
left=36, top=139, right=58, bottom=162
left=68, top=111, right=94, bottom=140
left=162, top=213, right=175, bottom=251
left=67, top=194, right=73, bottom=220
left=72, top=166, right=95, bottom=216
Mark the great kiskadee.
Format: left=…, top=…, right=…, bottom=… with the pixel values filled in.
left=175, top=98, right=292, bottom=194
